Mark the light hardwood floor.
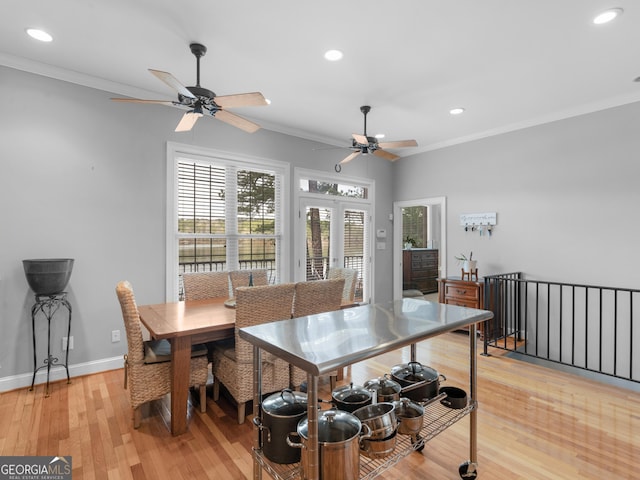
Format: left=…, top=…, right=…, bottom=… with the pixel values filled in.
left=1, top=332, right=638, bottom=479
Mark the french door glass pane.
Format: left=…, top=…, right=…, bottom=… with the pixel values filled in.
left=343, top=209, right=365, bottom=302
left=303, top=205, right=367, bottom=302
left=305, top=206, right=331, bottom=281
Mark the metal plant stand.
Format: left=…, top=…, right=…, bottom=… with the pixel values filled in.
left=29, top=292, right=72, bottom=396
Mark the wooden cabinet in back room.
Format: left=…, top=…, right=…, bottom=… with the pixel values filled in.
left=402, top=249, right=439, bottom=294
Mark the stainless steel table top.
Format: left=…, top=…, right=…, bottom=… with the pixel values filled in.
left=238, top=298, right=493, bottom=376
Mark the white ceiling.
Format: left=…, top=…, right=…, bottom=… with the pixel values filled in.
left=2, top=0, right=640, bottom=157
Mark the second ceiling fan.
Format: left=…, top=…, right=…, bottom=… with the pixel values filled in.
left=340, top=106, right=418, bottom=164
left=111, top=43, right=268, bottom=133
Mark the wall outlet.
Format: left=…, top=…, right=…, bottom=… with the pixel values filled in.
left=111, top=330, right=121, bottom=343
left=62, top=336, right=74, bottom=350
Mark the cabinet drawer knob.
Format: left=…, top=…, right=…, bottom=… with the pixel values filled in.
left=456, top=289, right=467, bottom=295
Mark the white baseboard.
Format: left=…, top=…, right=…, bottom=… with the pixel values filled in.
left=0, top=356, right=124, bottom=393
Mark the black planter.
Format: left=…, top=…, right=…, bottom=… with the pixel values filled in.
left=23, top=258, right=75, bottom=296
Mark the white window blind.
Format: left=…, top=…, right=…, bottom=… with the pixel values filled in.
left=167, top=145, right=287, bottom=300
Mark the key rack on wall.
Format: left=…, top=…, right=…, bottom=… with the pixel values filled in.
left=460, top=212, right=497, bottom=236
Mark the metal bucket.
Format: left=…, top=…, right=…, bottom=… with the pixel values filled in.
left=287, top=409, right=372, bottom=480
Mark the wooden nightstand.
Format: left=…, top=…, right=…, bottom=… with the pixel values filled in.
left=438, top=277, right=486, bottom=337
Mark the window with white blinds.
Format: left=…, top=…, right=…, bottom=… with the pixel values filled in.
left=167, top=144, right=287, bottom=300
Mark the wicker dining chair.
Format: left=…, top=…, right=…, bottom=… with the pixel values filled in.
left=182, top=271, right=230, bottom=300
left=182, top=271, right=232, bottom=362
left=212, top=283, right=295, bottom=424
left=327, top=267, right=358, bottom=304
left=115, top=280, right=209, bottom=428
left=229, top=269, right=269, bottom=297
left=290, top=278, right=345, bottom=391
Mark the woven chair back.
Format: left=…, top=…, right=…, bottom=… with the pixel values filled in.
left=327, top=267, right=358, bottom=303
left=229, top=269, right=269, bottom=297
left=293, top=278, right=345, bottom=317
left=115, top=280, right=144, bottom=364
left=182, top=271, right=230, bottom=300
left=234, top=283, right=295, bottom=363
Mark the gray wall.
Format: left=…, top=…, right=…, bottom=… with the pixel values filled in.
left=395, top=101, right=640, bottom=289
left=0, top=66, right=394, bottom=389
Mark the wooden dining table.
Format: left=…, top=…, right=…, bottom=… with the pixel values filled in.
left=137, top=297, right=235, bottom=435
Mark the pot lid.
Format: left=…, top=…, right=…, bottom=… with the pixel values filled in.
left=297, top=409, right=362, bottom=442
left=332, top=382, right=372, bottom=402
left=391, top=361, right=438, bottom=382
left=262, top=389, right=307, bottom=415
left=363, top=375, right=402, bottom=395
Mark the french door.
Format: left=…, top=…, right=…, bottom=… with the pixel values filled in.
left=297, top=198, right=371, bottom=303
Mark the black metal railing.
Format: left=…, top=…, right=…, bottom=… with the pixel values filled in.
left=484, top=273, right=639, bottom=384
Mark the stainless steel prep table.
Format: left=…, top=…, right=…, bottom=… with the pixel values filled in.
left=239, top=297, right=493, bottom=480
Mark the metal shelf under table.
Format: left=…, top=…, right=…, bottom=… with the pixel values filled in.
left=253, top=398, right=476, bottom=480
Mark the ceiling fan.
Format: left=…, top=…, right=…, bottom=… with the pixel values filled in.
left=111, top=43, right=268, bottom=133
left=340, top=105, right=417, bottom=164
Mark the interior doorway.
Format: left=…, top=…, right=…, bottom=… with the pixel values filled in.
left=392, top=197, right=447, bottom=300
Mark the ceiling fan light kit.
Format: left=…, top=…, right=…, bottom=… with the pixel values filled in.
left=338, top=105, right=417, bottom=165
left=111, top=43, right=267, bottom=133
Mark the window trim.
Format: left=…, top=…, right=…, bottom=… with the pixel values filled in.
left=166, top=142, right=290, bottom=300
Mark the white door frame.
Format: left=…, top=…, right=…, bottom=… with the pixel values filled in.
left=392, top=196, right=447, bottom=300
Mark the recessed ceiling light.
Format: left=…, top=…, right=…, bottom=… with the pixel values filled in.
left=593, top=8, right=623, bottom=24
left=265, top=98, right=272, bottom=105
left=324, top=49, right=343, bottom=61
left=449, top=107, right=465, bottom=115
left=26, top=28, right=53, bottom=42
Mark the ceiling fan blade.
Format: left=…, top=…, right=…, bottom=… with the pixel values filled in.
left=215, top=92, right=268, bottom=108
left=110, top=98, right=176, bottom=106
left=352, top=134, right=368, bottom=144
left=214, top=110, right=261, bottom=133
left=373, top=149, right=400, bottom=161
left=149, top=69, right=196, bottom=99
left=175, top=112, right=201, bottom=132
left=378, top=139, right=418, bottom=149
left=340, top=151, right=361, bottom=164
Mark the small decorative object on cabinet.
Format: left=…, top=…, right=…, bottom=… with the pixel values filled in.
left=403, top=249, right=438, bottom=294
left=438, top=277, right=486, bottom=337
left=403, top=235, right=416, bottom=250
left=455, top=252, right=477, bottom=281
